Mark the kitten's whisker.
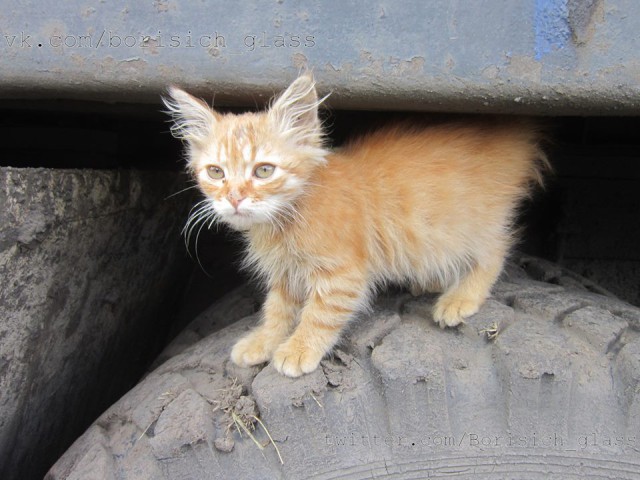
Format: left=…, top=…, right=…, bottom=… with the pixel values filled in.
left=302, top=181, right=325, bottom=189
left=165, top=184, right=199, bottom=200
left=183, top=205, right=208, bottom=238
left=267, top=209, right=286, bottom=231
left=207, top=210, right=220, bottom=229
left=274, top=202, right=294, bottom=229
left=187, top=204, right=213, bottom=229
left=194, top=218, right=215, bottom=279
left=187, top=200, right=214, bottom=222
left=264, top=210, right=280, bottom=230
left=288, top=205, right=306, bottom=225
left=188, top=198, right=209, bottom=212
left=184, top=220, right=202, bottom=253
left=277, top=201, right=306, bottom=229
left=183, top=203, right=214, bottom=250
left=183, top=200, right=210, bottom=230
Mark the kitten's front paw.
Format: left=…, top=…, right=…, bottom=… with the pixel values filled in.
left=231, top=330, right=279, bottom=368
left=272, top=338, right=324, bottom=378
left=433, top=295, right=480, bottom=329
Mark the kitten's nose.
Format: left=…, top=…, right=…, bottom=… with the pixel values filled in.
left=229, top=197, right=245, bottom=210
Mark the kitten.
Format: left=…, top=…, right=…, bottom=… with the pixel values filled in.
left=164, top=74, right=548, bottom=378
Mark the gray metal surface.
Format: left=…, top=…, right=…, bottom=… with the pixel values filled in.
left=1, top=0, right=639, bottom=114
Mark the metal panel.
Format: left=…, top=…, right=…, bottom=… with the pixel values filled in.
left=1, top=0, right=638, bottom=113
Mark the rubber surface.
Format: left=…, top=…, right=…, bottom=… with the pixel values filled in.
left=47, top=255, right=640, bottom=479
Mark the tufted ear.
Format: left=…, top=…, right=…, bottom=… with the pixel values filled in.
left=268, top=74, right=327, bottom=147
left=162, top=86, right=218, bottom=143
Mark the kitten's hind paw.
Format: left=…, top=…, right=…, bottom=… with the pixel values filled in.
left=432, top=296, right=480, bottom=329
left=272, top=340, right=324, bottom=378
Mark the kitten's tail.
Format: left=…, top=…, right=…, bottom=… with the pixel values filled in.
left=518, top=117, right=553, bottom=190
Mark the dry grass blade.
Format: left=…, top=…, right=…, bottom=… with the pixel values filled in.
left=310, top=392, right=323, bottom=408
left=251, top=414, right=284, bottom=465
left=480, top=321, right=500, bottom=341
left=231, top=411, right=264, bottom=452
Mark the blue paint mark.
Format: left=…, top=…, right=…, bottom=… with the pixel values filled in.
left=534, top=0, right=571, bottom=60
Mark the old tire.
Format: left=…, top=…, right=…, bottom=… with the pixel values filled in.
left=47, top=255, right=640, bottom=479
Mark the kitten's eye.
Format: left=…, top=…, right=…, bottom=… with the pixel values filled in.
left=254, top=164, right=275, bottom=179
left=207, top=165, right=225, bottom=180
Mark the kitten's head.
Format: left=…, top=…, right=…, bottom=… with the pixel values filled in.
left=164, top=74, right=328, bottom=231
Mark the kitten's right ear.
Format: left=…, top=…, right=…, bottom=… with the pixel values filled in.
left=162, top=86, right=217, bottom=143
left=268, top=74, right=327, bottom=148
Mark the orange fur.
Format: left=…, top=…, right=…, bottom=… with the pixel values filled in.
left=164, top=75, right=548, bottom=377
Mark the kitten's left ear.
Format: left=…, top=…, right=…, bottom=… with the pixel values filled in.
left=268, top=74, right=327, bottom=147
left=162, top=86, right=218, bottom=144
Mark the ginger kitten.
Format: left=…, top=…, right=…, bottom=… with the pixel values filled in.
left=164, top=75, right=548, bottom=377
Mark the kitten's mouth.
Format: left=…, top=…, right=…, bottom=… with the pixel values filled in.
left=222, top=209, right=257, bottom=231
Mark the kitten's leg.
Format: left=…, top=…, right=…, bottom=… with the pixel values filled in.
left=432, top=253, right=505, bottom=328
left=231, top=283, right=300, bottom=368
left=272, top=270, right=367, bottom=377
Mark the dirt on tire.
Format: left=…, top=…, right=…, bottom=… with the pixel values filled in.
left=47, top=255, right=640, bottom=479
